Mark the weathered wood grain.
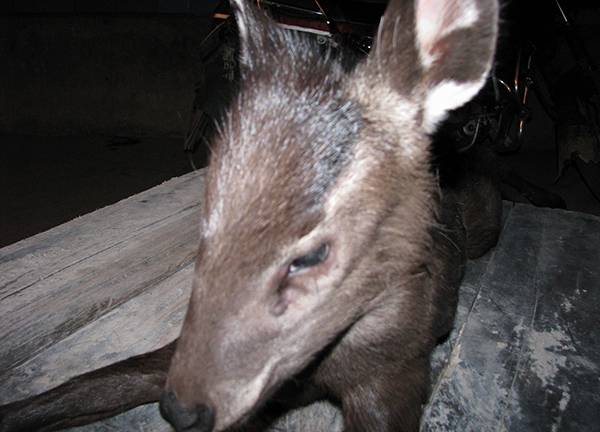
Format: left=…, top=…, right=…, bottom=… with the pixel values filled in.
left=429, top=202, right=515, bottom=382
left=0, top=263, right=188, bottom=428
left=0, top=264, right=193, bottom=404
left=65, top=405, right=171, bottom=432
left=423, top=204, right=600, bottom=431
left=0, top=170, right=203, bottom=299
left=501, top=206, right=600, bottom=431
left=0, top=171, right=204, bottom=373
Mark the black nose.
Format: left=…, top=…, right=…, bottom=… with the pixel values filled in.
left=159, top=391, right=215, bottom=432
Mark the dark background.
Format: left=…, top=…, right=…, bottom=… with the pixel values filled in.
left=0, top=0, right=221, bottom=247
left=1, top=0, right=599, bottom=248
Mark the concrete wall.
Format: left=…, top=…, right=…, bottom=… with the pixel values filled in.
left=0, top=15, right=214, bottom=136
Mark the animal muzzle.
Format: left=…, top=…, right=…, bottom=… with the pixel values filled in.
left=159, top=391, right=215, bottom=432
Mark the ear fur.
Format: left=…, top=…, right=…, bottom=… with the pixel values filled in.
left=230, top=0, right=498, bottom=134
left=369, top=0, right=498, bottom=132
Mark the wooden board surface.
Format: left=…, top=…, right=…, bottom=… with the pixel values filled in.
left=0, top=170, right=203, bottom=378
left=424, top=204, right=600, bottom=431
left=1, top=171, right=599, bottom=431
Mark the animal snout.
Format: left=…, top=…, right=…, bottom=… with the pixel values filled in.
left=159, top=391, right=215, bottom=432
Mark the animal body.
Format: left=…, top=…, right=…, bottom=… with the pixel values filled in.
left=0, top=0, right=500, bottom=431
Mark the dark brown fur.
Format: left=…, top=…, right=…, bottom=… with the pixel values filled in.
left=0, top=1, right=500, bottom=431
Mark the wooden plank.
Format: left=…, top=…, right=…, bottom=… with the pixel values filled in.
left=0, top=173, right=204, bottom=373
left=0, top=209, right=199, bottom=373
left=0, top=264, right=192, bottom=404
left=0, top=266, right=193, bottom=432
left=0, top=170, right=203, bottom=299
left=422, top=204, right=600, bottom=431
left=66, top=405, right=170, bottom=432
left=430, top=202, right=515, bottom=382
left=501, top=206, right=600, bottom=431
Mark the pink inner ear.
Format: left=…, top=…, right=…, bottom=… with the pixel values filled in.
left=416, top=0, right=478, bottom=63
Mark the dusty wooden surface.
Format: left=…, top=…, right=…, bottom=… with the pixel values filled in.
left=1, top=171, right=599, bottom=431
left=424, top=203, right=600, bottom=431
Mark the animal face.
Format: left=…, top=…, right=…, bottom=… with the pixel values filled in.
left=161, top=0, right=498, bottom=431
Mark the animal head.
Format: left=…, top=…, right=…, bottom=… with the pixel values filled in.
left=161, top=0, right=498, bottom=430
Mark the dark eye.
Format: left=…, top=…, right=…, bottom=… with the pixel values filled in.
left=289, top=243, right=329, bottom=274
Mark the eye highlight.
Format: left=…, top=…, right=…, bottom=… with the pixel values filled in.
left=288, top=243, right=329, bottom=275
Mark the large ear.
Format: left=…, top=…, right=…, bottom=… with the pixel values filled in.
left=370, top=0, right=498, bottom=132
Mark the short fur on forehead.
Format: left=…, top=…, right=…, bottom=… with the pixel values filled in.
left=204, top=5, right=362, bottom=246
